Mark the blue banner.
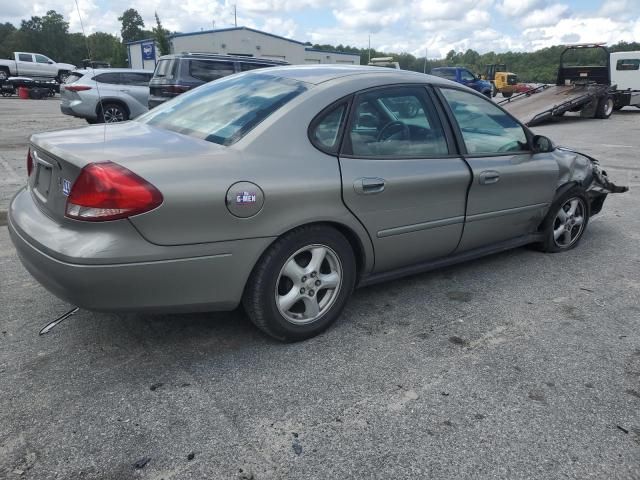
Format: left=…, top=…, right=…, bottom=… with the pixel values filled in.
left=142, top=42, right=155, bottom=61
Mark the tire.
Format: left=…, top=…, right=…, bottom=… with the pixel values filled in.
left=502, top=91, right=513, bottom=98
left=595, top=96, right=614, bottom=119
left=483, top=90, right=492, bottom=99
left=98, top=103, right=128, bottom=123
left=538, top=186, right=590, bottom=253
left=0, top=69, right=9, bottom=81
left=56, top=71, right=69, bottom=84
left=243, top=225, right=356, bottom=342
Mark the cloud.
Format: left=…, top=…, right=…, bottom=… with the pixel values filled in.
left=520, top=3, right=570, bottom=28
left=497, top=0, right=544, bottom=17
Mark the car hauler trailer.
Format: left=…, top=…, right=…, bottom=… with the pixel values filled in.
left=499, top=44, right=616, bottom=126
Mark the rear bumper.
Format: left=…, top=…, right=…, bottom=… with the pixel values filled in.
left=8, top=188, right=273, bottom=313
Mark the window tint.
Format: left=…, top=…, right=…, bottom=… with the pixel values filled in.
left=240, top=63, right=272, bottom=72
left=18, top=54, right=32, bottom=62
left=137, top=73, right=307, bottom=146
left=349, top=87, right=448, bottom=157
left=311, top=103, right=347, bottom=152
left=188, top=60, right=235, bottom=82
left=35, top=54, right=50, bottom=64
left=441, top=88, right=528, bottom=155
left=94, top=72, right=121, bottom=84
left=121, top=72, right=152, bottom=86
left=154, top=59, right=177, bottom=79
left=432, top=69, right=455, bottom=81
left=616, top=59, right=640, bottom=71
left=460, top=70, right=475, bottom=82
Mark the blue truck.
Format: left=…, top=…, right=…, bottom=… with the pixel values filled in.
left=430, top=67, right=493, bottom=97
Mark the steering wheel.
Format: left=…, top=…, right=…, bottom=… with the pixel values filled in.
left=377, top=121, right=410, bottom=142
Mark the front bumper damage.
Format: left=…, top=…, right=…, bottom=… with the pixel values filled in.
left=556, top=147, right=629, bottom=214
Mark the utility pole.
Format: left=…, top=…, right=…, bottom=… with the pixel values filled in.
left=368, top=35, right=371, bottom=64
left=234, top=5, right=237, bottom=27
left=423, top=47, right=427, bottom=73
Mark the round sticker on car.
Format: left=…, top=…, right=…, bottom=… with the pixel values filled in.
left=225, top=181, right=265, bottom=218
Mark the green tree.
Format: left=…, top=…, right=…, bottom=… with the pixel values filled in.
left=118, top=8, right=145, bottom=43
left=153, top=12, right=170, bottom=55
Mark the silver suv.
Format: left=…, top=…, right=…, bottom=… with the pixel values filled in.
left=60, top=68, right=153, bottom=123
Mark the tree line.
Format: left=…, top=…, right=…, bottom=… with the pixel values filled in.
left=1, top=9, right=638, bottom=83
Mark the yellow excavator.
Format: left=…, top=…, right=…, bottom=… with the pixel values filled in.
left=484, top=64, right=518, bottom=98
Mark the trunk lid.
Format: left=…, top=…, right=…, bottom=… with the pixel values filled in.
left=28, top=121, right=230, bottom=221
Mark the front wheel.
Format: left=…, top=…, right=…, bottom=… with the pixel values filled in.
left=243, top=225, right=356, bottom=341
left=538, top=186, right=590, bottom=253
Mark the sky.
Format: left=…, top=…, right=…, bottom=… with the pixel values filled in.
left=1, top=0, right=639, bottom=58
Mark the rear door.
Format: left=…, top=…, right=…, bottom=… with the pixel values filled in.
left=335, top=85, right=471, bottom=273
left=437, top=87, right=558, bottom=251
left=16, top=53, right=36, bottom=76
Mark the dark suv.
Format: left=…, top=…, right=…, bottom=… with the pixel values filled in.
left=148, top=53, right=288, bottom=108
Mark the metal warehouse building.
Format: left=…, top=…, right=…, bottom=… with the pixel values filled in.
left=127, top=26, right=361, bottom=70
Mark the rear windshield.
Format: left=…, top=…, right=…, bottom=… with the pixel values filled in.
left=136, top=73, right=308, bottom=146
left=64, top=72, right=84, bottom=84
left=153, top=59, right=177, bottom=79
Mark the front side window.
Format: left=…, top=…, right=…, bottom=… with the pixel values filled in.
left=136, top=73, right=308, bottom=146
left=35, top=54, right=50, bottom=64
left=18, top=54, right=32, bottom=62
left=188, top=60, right=235, bottom=82
left=432, top=69, right=456, bottom=81
left=617, top=59, right=640, bottom=71
left=440, top=88, right=528, bottom=155
left=348, top=87, right=448, bottom=157
left=310, top=103, right=347, bottom=153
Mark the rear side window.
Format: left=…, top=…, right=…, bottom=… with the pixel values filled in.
left=240, top=63, right=272, bottom=72
left=18, top=54, right=32, bottom=62
left=94, top=73, right=121, bottom=84
left=310, top=103, right=348, bottom=153
left=188, top=60, right=235, bottom=82
left=64, top=72, right=84, bottom=84
left=616, top=59, right=640, bottom=71
left=440, top=88, right=528, bottom=155
left=432, top=69, right=456, bottom=81
left=154, top=59, right=177, bottom=79
left=121, top=72, right=152, bottom=86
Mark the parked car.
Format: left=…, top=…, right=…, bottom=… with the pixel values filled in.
left=60, top=68, right=153, bottom=123
left=431, top=67, right=493, bottom=97
left=0, top=52, right=75, bottom=83
left=9, top=66, right=627, bottom=342
left=148, top=53, right=288, bottom=108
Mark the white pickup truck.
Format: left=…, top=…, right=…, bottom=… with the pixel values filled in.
left=0, top=52, right=76, bottom=83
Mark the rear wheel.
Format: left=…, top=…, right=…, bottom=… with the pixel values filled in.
left=98, top=103, right=128, bottom=123
left=0, top=69, right=9, bottom=81
left=538, top=186, right=590, bottom=253
left=243, top=225, right=356, bottom=342
left=502, top=91, right=513, bottom=98
left=595, top=96, right=614, bottom=119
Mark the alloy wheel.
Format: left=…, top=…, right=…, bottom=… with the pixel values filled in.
left=103, top=106, right=125, bottom=123
left=275, top=244, right=342, bottom=325
left=552, top=197, right=586, bottom=248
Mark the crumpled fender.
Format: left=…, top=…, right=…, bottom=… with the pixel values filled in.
left=555, top=147, right=629, bottom=194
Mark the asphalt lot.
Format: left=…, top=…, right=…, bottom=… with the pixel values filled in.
left=1, top=96, right=639, bottom=479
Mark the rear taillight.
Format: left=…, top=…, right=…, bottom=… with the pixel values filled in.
left=64, top=85, right=92, bottom=92
left=27, top=149, right=34, bottom=177
left=65, top=162, right=163, bottom=221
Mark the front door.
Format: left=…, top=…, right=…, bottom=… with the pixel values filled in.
left=337, top=86, right=471, bottom=272
left=437, top=87, right=559, bottom=251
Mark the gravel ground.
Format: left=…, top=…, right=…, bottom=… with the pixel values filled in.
left=0, top=96, right=639, bottom=479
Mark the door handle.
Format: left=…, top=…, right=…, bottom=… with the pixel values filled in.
left=119, top=89, right=130, bottom=93
left=354, top=177, right=386, bottom=195
left=478, top=170, right=500, bottom=185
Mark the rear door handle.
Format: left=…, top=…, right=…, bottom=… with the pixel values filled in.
left=478, top=170, right=500, bottom=185
left=354, top=177, right=386, bottom=195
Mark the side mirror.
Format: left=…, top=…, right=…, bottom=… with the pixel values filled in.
left=48, top=61, right=54, bottom=64
left=532, top=135, right=555, bottom=153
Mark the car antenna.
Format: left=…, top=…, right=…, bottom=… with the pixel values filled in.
left=39, top=307, right=80, bottom=335
left=73, top=0, right=106, bottom=145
